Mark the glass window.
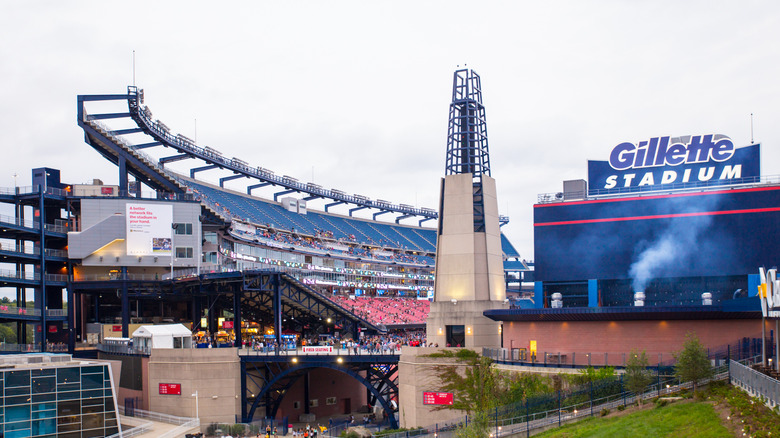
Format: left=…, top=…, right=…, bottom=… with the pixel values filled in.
left=32, top=418, right=56, bottom=435
left=174, top=223, right=193, bottom=235
left=175, top=247, right=194, bottom=258
left=81, top=373, right=103, bottom=390
left=56, top=382, right=80, bottom=392
left=56, top=368, right=79, bottom=384
left=31, top=409, right=56, bottom=419
left=6, top=405, right=30, bottom=422
left=57, top=390, right=80, bottom=401
left=6, top=395, right=33, bottom=406
left=32, top=376, right=56, bottom=394
left=57, top=400, right=80, bottom=417
left=6, top=371, right=30, bottom=388
left=32, top=402, right=56, bottom=412
left=31, top=369, right=55, bottom=377
left=6, top=386, right=30, bottom=396
left=32, top=393, right=56, bottom=403
left=173, top=337, right=183, bottom=348
left=82, top=413, right=104, bottom=430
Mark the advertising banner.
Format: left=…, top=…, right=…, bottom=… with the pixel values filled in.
left=588, top=135, right=760, bottom=195
left=126, top=203, right=173, bottom=256
left=302, top=346, right=333, bottom=353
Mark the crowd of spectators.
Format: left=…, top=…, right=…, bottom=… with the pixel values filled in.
left=231, top=225, right=432, bottom=266
left=328, top=294, right=430, bottom=325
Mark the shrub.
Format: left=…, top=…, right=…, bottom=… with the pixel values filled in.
left=617, top=405, right=625, bottom=411
left=600, top=408, right=610, bottom=417
left=655, top=399, right=668, bottom=408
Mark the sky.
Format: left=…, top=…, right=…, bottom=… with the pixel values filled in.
left=1, top=1, right=779, bottom=260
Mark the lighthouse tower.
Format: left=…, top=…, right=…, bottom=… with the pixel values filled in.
left=426, top=69, right=506, bottom=349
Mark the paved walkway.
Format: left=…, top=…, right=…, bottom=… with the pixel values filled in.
left=119, top=414, right=198, bottom=438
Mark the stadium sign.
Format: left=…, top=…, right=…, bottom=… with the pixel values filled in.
left=587, top=135, right=760, bottom=193
left=759, top=267, right=780, bottom=318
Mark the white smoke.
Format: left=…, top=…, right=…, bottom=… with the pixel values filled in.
left=629, top=215, right=712, bottom=293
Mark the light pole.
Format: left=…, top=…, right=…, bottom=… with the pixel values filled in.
left=191, top=390, right=199, bottom=419
left=171, top=223, right=178, bottom=279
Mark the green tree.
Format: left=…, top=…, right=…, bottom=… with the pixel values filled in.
left=434, top=355, right=504, bottom=415
left=674, top=332, right=713, bottom=393
left=624, top=349, right=652, bottom=405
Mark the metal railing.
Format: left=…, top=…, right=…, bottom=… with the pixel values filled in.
left=370, top=367, right=731, bottom=438
left=537, top=174, right=780, bottom=204
left=97, top=343, right=152, bottom=356
left=729, top=359, right=780, bottom=409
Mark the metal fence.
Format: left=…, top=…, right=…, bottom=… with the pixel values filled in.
left=370, top=364, right=731, bottom=438
left=729, top=359, right=780, bottom=409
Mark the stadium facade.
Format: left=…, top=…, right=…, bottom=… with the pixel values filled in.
left=0, top=75, right=526, bottom=428
left=487, top=135, right=776, bottom=364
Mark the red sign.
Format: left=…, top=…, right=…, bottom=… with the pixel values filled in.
left=222, top=321, right=234, bottom=329
left=101, top=187, right=114, bottom=195
left=112, top=325, right=122, bottom=332
left=422, top=392, right=453, bottom=405
left=159, top=383, right=181, bottom=395
left=48, top=325, right=57, bottom=333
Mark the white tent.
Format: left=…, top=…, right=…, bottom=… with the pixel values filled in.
left=132, top=324, right=193, bottom=350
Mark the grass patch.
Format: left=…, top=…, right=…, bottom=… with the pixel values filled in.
left=534, top=401, right=731, bottom=438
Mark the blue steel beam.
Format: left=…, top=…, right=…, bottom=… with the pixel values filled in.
left=274, top=189, right=296, bottom=201
left=113, top=127, right=145, bottom=135
left=247, top=182, right=271, bottom=194
left=373, top=210, right=391, bottom=220
left=190, top=164, right=219, bottom=178
left=349, top=206, right=369, bottom=217
left=419, top=217, right=435, bottom=226
left=89, top=112, right=131, bottom=120
left=324, top=201, right=346, bottom=212
left=303, top=195, right=322, bottom=201
left=159, top=154, right=192, bottom=164
left=395, top=214, right=414, bottom=224
left=77, top=94, right=130, bottom=102
left=220, top=174, right=245, bottom=187
left=132, top=141, right=162, bottom=150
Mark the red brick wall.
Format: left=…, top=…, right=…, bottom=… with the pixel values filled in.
left=502, top=319, right=768, bottom=365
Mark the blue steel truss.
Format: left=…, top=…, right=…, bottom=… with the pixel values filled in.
left=241, top=353, right=399, bottom=428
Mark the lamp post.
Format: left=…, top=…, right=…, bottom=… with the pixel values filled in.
left=191, top=390, right=199, bottom=419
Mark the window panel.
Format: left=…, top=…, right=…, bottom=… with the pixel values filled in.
left=32, top=376, right=56, bottom=394
left=81, top=373, right=103, bottom=390
left=5, top=371, right=30, bottom=388
left=57, top=399, right=80, bottom=417
left=6, top=405, right=30, bottom=422
left=32, top=418, right=56, bottom=435
left=56, top=368, right=79, bottom=384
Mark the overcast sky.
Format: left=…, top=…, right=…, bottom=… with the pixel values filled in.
left=1, top=1, right=779, bottom=259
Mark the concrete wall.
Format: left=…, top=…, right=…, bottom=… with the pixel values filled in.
left=148, top=348, right=241, bottom=425
left=398, top=347, right=471, bottom=429
left=502, top=319, right=767, bottom=364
